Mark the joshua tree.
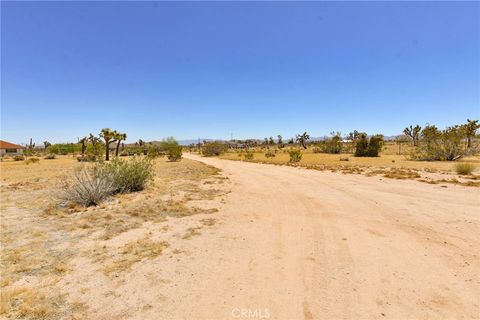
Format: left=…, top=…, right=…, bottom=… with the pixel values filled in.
left=79, top=137, right=88, bottom=156
left=462, top=119, right=479, bottom=148
left=277, top=135, right=283, bottom=146
left=296, top=132, right=310, bottom=149
left=115, top=132, right=127, bottom=157
left=100, top=128, right=119, bottom=161
left=268, top=137, right=275, bottom=145
left=89, top=133, right=100, bottom=147
left=43, top=141, right=51, bottom=153
left=137, top=139, right=148, bottom=155
left=403, top=125, right=422, bottom=146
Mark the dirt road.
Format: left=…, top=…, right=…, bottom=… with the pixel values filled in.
left=163, top=154, right=479, bottom=320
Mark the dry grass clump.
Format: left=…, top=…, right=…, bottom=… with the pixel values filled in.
left=455, top=162, right=476, bottom=175
left=61, top=166, right=117, bottom=206
left=182, top=227, right=203, bottom=239
left=383, top=168, right=421, bottom=180
left=200, top=218, right=216, bottom=226
left=101, top=237, right=169, bottom=274
left=0, top=287, right=63, bottom=319
left=25, top=157, right=40, bottom=165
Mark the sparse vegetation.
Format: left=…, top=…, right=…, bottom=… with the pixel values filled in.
left=101, top=157, right=155, bottom=193
left=62, top=157, right=155, bottom=206
left=321, top=132, right=343, bottom=154
left=202, top=141, right=229, bottom=156
left=244, top=151, right=254, bottom=160
left=455, top=162, right=475, bottom=175
left=61, top=166, right=117, bottom=206
left=410, top=124, right=476, bottom=161
left=13, top=155, right=25, bottom=161
left=265, top=150, right=276, bottom=158
left=25, top=157, right=40, bottom=165
left=44, top=153, right=56, bottom=159
left=288, top=149, right=302, bottom=163
left=354, top=133, right=384, bottom=157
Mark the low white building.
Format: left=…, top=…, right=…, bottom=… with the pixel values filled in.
left=0, top=140, right=25, bottom=156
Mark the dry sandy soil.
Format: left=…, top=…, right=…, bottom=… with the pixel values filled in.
left=1, top=154, right=479, bottom=319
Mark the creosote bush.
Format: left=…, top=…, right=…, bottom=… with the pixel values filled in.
left=288, top=149, right=302, bottom=163
left=354, top=134, right=384, bottom=157
left=202, top=142, right=229, bottom=156
left=455, top=162, right=475, bottom=175
left=44, top=154, right=56, bottom=159
left=265, top=150, right=276, bottom=158
left=13, top=155, right=25, bottom=161
left=244, top=151, right=254, bottom=160
left=102, top=157, right=155, bottom=193
left=167, top=145, right=183, bottom=161
left=62, top=157, right=155, bottom=206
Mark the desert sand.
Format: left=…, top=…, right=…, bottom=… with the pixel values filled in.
left=1, top=155, right=479, bottom=319
left=170, top=153, right=479, bottom=320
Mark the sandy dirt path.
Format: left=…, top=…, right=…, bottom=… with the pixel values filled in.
left=155, top=154, right=479, bottom=320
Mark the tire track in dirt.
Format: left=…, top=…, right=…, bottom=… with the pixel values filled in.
left=175, top=154, right=479, bottom=319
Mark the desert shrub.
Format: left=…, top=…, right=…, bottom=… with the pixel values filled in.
left=48, top=143, right=82, bottom=155
left=312, top=147, right=322, bottom=153
left=85, top=143, right=104, bottom=159
left=44, top=153, right=56, bottom=159
left=340, top=157, right=349, bottom=161
left=202, top=142, right=229, bottom=156
left=62, top=157, right=155, bottom=206
left=355, top=134, right=383, bottom=157
left=455, top=162, right=475, bottom=175
left=155, top=137, right=182, bottom=161
left=25, top=157, right=40, bottom=165
left=322, top=134, right=343, bottom=154
left=410, top=125, right=475, bottom=161
left=77, top=154, right=98, bottom=162
left=265, top=150, right=276, bottom=158
left=244, top=151, right=254, bottom=160
left=288, top=149, right=302, bottom=163
left=61, top=166, right=117, bottom=206
left=13, top=155, right=25, bottom=161
left=167, top=145, right=183, bottom=161
left=119, top=150, right=129, bottom=157
left=101, top=157, right=155, bottom=193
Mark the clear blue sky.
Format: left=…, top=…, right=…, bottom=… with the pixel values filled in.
left=1, top=1, right=479, bottom=144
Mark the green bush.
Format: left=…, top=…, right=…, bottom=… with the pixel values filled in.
left=410, top=125, right=472, bottom=161
left=265, top=150, right=276, bottom=158
left=455, top=162, right=475, bottom=175
left=244, top=151, right=254, bottom=160
left=13, top=155, right=25, bottom=161
left=101, top=157, right=155, bottom=193
left=288, top=149, right=302, bottom=163
left=48, top=143, right=82, bottom=155
left=202, top=142, right=229, bottom=156
left=354, top=134, right=383, bottom=157
left=167, top=145, right=183, bottom=162
left=62, top=157, right=155, bottom=206
left=322, top=134, right=342, bottom=154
